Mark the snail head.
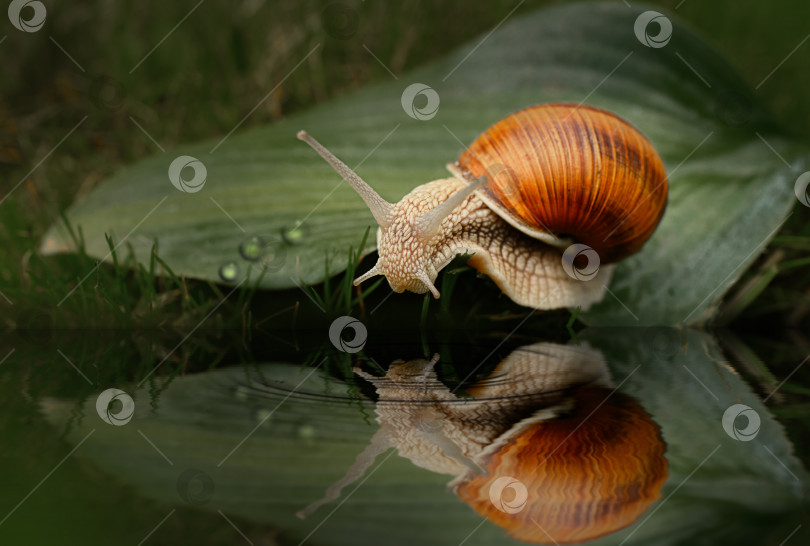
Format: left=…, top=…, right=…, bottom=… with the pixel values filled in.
left=297, top=131, right=483, bottom=298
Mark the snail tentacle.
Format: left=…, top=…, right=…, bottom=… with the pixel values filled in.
left=297, top=131, right=393, bottom=229
left=352, top=262, right=382, bottom=286
left=415, top=175, right=486, bottom=242
left=296, top=423, right=394, bottom=519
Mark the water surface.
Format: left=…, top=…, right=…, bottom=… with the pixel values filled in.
left=0, top=327, right=807, bottom=545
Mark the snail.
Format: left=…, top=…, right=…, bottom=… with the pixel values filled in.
left=297, top=343, right=668, bottom=544
left=297, top=103, right=668, bottom=310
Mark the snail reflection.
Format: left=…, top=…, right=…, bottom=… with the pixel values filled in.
left=299, top=343, right=668, bottom=544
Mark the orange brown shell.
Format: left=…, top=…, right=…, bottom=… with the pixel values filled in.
left=455, top=386, right=668, bottom=544
left=455, top=104, right=668, bottom=264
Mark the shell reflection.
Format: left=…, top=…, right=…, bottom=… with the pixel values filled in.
left=299, top=343, right=668, bottom=544
left=456, top=385, right=668, bottom=543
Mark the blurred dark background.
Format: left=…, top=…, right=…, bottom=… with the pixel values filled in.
left=3, top=0, right=810, bottom=205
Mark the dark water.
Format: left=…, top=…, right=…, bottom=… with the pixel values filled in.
left=0, top=327, right=807, bottom=545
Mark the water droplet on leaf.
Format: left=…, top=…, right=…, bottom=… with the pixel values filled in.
left=219, top=262, right=240, bottom=282
left=282, top=222, right=305, bottom=245
left=298, top=424, right=316, bottom=440
left=256, top=409, right=272, bottom=423
left=239, top=235, right=265, bottom=262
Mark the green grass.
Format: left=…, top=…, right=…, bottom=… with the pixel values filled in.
left=3, top=210, right=242, bottom=332
left=297, top=227, right=385, bottom=317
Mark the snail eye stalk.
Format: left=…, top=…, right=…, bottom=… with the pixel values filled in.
left=297, top=131, right=393, bottom=230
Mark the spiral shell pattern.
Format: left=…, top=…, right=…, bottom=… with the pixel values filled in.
left=456, top=104, right=668, bottom=263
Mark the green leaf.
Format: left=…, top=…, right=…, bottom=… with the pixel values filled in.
left=41, top=2, right=804, bottom=325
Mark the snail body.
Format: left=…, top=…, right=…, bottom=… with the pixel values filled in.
left=298, top=103, right=667, bottom=310
left=297, top=342, right=612, bottom=519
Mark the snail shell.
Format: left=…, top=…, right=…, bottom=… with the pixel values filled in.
left=453, top=103, right=668, bottom=263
